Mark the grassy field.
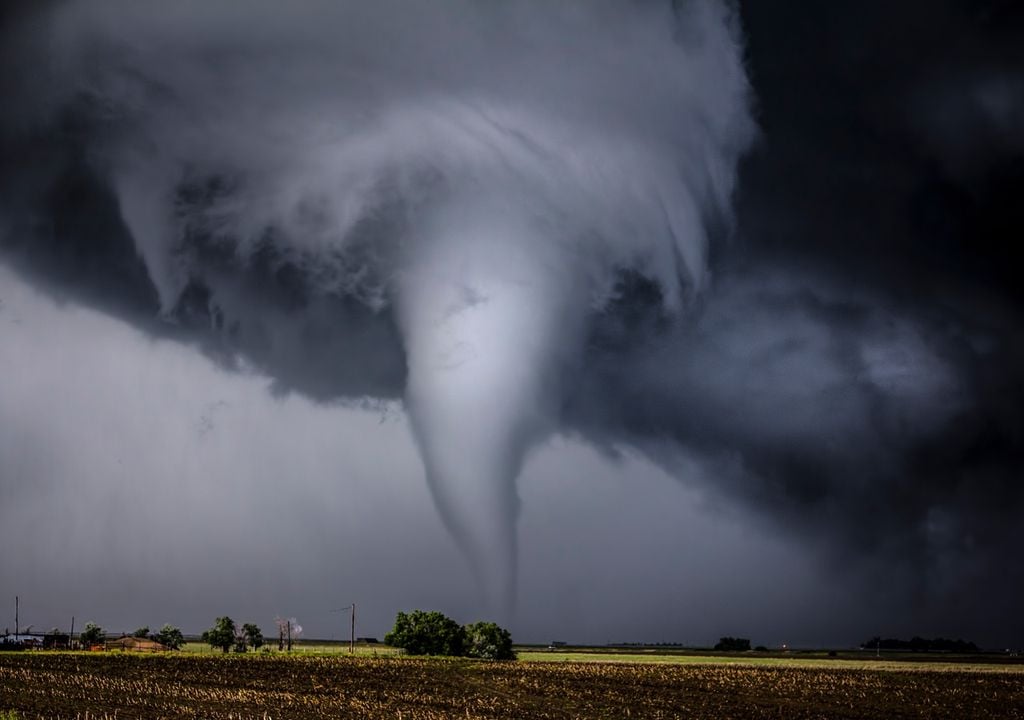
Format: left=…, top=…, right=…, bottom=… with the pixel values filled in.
left=3, top=651, right=1024, bottom=719
left=516, top=649, right=1024, bottom=673
left=182, top=639, right=1024, bottom=673
left=180, top=641, right=402, bottom=657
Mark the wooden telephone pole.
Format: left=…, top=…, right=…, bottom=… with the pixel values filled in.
left=331, top=603, right=356, bottom=654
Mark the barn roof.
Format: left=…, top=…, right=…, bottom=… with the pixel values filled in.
left=106, top=636, right=169, bottom=651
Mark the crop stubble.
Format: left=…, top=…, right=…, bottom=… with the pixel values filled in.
left=1, top=653, right=1023, bottom=719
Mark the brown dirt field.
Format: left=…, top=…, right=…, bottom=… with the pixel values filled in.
left=2, top=652, right=1023, bottom=719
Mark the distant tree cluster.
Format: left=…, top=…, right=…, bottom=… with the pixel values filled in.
left=714, top=637, right=751, bottom=652
left=202, top=617, right=264, bottom=653
left=153, top=624, right=186, bottom=650
left=862, top=636, right=979, bottom=653
left=202, top=617, right=235, bottom=653
left=384, top=611, right=515, bottom=660
left=79, top=623, right=104, bottom=648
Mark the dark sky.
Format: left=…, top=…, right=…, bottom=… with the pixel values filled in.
left=1, top=1, right=1022, bottom=648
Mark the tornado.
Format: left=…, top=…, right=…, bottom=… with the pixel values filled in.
left=396, top=200, right=590, bottom=613
left=2, top=0, right=755, bottom=615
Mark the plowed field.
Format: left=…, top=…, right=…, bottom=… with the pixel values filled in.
left=2, top=652, right=1023, bottom=719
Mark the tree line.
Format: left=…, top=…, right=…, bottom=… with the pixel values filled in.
left=51, top=609, right=515, bottom=659
left=78, top=623, right=185, bottom=650
left=862, top=636, right=980, bottom=653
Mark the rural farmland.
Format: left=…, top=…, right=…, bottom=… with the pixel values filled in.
left=2, top=652, right=1024, bottom=719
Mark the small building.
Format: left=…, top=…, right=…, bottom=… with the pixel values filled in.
left=105, top=636, right=169, bottom=652
left=0, top=634, right=41, bottom=649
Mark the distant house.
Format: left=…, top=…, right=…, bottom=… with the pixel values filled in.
left=0, top=634, right=41, bottom=649
left=106, top=636, right=169, bottom=652
left=548, top=641, right=567, bottom=650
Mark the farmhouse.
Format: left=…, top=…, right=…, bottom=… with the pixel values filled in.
left=105, top=636, right=169, bottom=652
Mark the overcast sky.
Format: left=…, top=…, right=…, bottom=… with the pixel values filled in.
left=1, top=0, right=1022, bottom=648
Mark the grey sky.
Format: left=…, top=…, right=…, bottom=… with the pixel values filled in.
left=1, top=264, right=869, bottom=645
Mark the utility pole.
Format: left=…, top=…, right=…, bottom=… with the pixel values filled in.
left=70, top=617, right=75, bottom=650
left=15, top=596, right=18, bottom=638
left=330, top=603, right=356, bottom=654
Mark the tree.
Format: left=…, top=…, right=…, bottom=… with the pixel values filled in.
left=154, top=624, right=185, bottom=651
left=80, top=622, right=104, bottom=648
left=714, top=637, right=751, bottom=652
left=202, top=616, right=236, bottom=653
left=275, top=617, right=302, bottom=651
left=132, top=626, right=150, bottom=638
left=242, top=623, right=264, bottom=651
left=384, top=611, right=465, bottom=656
left=233, top=625, right=248, bottom=653
left=464, top=621, right=515, bottom=660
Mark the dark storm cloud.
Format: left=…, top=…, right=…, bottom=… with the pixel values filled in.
left=0, top=0, right=755, bottom=618
left=1, top=0, right=1022, bottom=644
left=693, top=0, right=1023, bottom=635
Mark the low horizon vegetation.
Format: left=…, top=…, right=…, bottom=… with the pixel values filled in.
left=384, top=610, right=516, bottom=661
